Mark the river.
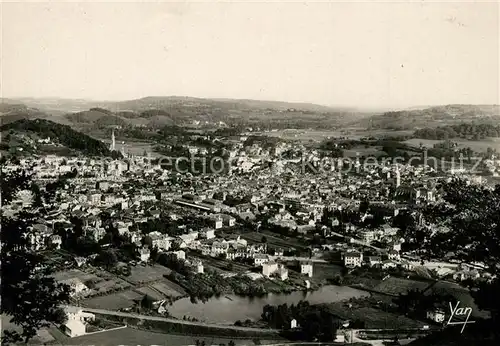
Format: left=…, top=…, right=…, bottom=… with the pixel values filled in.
left=167, top=285, right=368, bottom=324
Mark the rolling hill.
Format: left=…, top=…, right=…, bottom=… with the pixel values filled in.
left=350, top=104, right=500, bottom=130
left=4, top=97, right=499, bottom=132
left=4, top=96, right=371, bottom=129
left=103, top=96, right=370, bottom=128
left=0, top=118, right=116, bottom=157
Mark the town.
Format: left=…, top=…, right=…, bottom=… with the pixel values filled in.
left=2, top=2, right=499, bottom=345
left=2, top=125, right=498, bottom=345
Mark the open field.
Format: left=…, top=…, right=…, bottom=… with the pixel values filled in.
left=323, top=301, right=425, bottom=329
left=52, top=268, right=132, bottom=296
left=127, top=264, right=173, bottom=284
left=344, top=146, right=386, bottom=158
left=151, top=282, right=186, bottom=297
left=405, top=137, right=500, bottom=152
left=372, top=277, right=431, bottom=296
left=97, top=138, right=168, bottom=157
left=82, top=289, right=144, bottom=310
left=52, top=268, right=95, bottom=282
left=311, top=263, right=344, bottom=281
left=260, top=129, right=414, bottom=142
left=262, top=129, right=360, bottom=142
left=135, top=286, right=166, bottom=301
left=242, top=231, right=306, bottom=250
left=82, top=277, right=187, bottom=311
left=52, top=326, right=281, bottom=345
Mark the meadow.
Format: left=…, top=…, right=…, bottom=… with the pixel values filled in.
left=405, top=137, right=500, bottom=152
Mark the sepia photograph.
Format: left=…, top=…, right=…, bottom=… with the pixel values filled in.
left=0, top=0, right=499, bottom=345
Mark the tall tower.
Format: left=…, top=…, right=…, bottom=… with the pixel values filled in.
left=121, top=141, right=126, bottom=157
left=110, top=129, right=116, bottom=151
left=396, top=167, right=401, bottom=188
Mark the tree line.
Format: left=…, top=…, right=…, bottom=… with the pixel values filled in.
left=415, top=123, right=500, bottom=140
left=1, top=119, right=118, bottom=157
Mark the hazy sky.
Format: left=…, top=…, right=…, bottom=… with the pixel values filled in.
left=2, top=0, right=499, bottom=108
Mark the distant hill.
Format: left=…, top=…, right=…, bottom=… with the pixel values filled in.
left=109, top=95, right=354, bottom=113
left=0, top=100, right=30, bottom=113
left=0, top=119, right=115, bottom=157
left=116, top=111, right=140, bottom=119
left=0, top=108, right=56, bottom=126
left=351, top=104, right=500, bottom=130
left=0, top=99, right=75, bottom=127
left=6, top=96, right=370, bottom=129
left=13, top=97, right=103, bottom=114
left=103, top=96, right=369, bottom=129
left=6, top=97, right=499, bottom=131
left=64, top=107, right=124, bottom=124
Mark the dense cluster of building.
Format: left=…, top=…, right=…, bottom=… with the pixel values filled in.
left=5, top=131, right=496, bottom=334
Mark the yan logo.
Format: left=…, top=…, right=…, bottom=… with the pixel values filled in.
left=446, top=301, right=476, bottom=333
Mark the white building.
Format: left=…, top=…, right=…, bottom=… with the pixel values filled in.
left=193, top=260, right=204, bottom=274
left=147, top=231, right=172, bottom=250
left=172, top=250, right=186, bottom=261
left=200, top=228, right=216, bottom=240
left=382, top=260, right=398, bottom=269
left=206, top=214, right=224, bottom=229
left=426, top=309, right=446, bottom=323
left=49, top=234, right=62, bottom=249
left=300, top=262, right=314, bottom=277
left=344, top=252, right=363, bottom=267
left=60, top=278, right=89, bottom=297
left=305, top=280, right=311, bottom=289
left=63, top=306, right=95, bottom=337
left=262, top=262, right=279, bottom=277
left=139, top=247, right=150, bottom=262
left=387, top=249, right=401, bottom=261
left=359, top=229, right=376, bottom=244
left=276, top=265, right=289, bottom=281
left=254, top=254, right=270, bottom=266
left=262, top=262, right=288, bottom=281
left=211, top=241, right=230, bottom=256
left=91, top=227, right=107, bottom=242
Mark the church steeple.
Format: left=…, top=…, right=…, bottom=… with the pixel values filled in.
left=110, top=129, right=116, bottom=151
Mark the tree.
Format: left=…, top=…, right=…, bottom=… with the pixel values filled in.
left=150, top=246, right=160, bottom=262
left=423, top=180, right=500, bottom=333
left=96, top=249, right=118, bottom=269
left=1, top=161, right=71, bottom=343
left=359, top=200, right=369, bottom=214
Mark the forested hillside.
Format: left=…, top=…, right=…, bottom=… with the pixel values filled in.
left=1, top=119, right=116, bottom=157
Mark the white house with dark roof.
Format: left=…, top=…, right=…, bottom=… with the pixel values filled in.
left=344, top=251, right=363, bottom=267
left=254, top=254, right=270, bottom=266
left=300, top=262, right=314, bottom=277
left=388, top=249, right=401, bottom=261
left=59, top=278, right=89, bottom=297
left=63, top=306, right=95, bottom=337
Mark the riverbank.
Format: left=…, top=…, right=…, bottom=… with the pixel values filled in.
left=166, top=268, right=323, bottom=303
left=340, top=268, right=435, bottom=297
left=319, top=296, right=426, bottom=330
